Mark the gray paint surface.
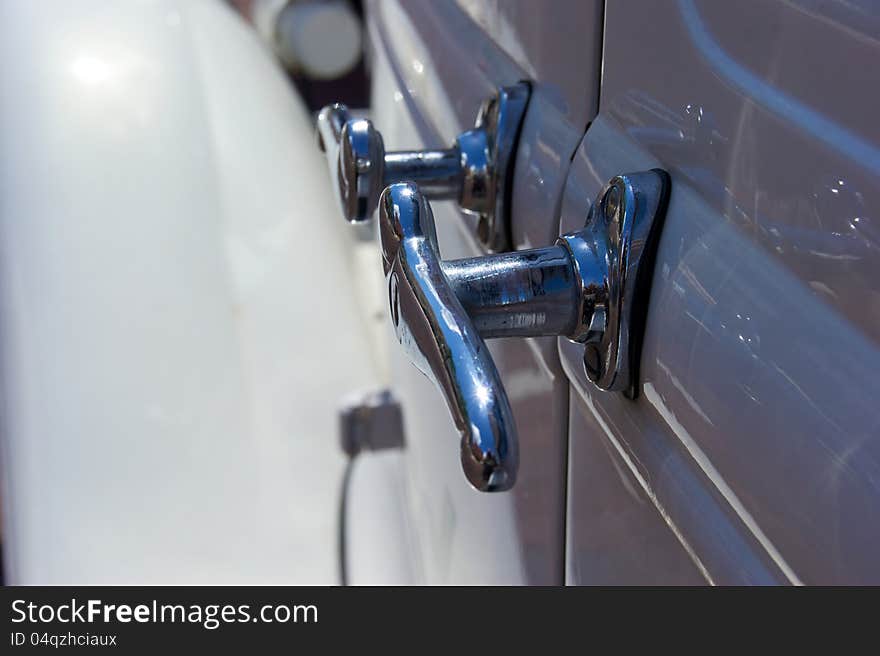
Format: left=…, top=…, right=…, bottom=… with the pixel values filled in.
left=564, top=0, right=880, bottom=584
left=362, top=0, right=880, bottom=584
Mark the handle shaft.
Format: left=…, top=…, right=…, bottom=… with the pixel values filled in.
left=442, top=246, right=583, bottom=338
left=383, top=148, right=462, bottom=200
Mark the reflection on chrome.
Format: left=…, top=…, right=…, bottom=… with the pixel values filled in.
left=379, top=171, right=669, bottom=491
left=316, top=83, right=530, bottom=251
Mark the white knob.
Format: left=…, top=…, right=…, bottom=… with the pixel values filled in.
left=273, top=0, right=362, bottom=79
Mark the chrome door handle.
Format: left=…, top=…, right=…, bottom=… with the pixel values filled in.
left=317, top=83, right=529, bottom=251
left=379, top=171, right=670, bottom=492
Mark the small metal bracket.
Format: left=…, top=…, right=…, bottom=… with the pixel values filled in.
left=338, top=389, right=405, bottom=458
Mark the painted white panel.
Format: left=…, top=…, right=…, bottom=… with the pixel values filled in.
left=0, top=0, right=377, bottom=583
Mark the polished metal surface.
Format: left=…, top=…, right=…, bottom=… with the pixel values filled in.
left=379, top=171, right=669, bottom=490
left=467, top=84, right=529, bottom=251
left=316, top=104, right=385, bottom=224
left=383, top=148, right=461, bottom=199
left=442, top=245, right=579, bottom=338
left=317, top=83, right=529, bottom=249
left=379, top=183, right=518, bottom=492
left=565, top=171, right=670, bottom=396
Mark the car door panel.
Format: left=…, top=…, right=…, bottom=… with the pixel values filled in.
left=563, top=0, right=880, bottom=584
left=366, top=0, right=602, bottom=583
left=566, top=389, right=707, bottom=585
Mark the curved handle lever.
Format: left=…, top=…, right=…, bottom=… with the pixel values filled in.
left=378, top=171, right=670, bottom=492
left=317, top=83, right=529, bottom=251
left=379, top=183, right=518, bottom=492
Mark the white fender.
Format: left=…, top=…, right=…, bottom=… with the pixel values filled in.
left=343, top=451, right=418, bottom=585
left=0, top=0, right=377, bottom=583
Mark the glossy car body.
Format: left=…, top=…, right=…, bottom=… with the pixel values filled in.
left=344, top=0, right=880, bottom=585
left=0, top=0, right=378, bottom=584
